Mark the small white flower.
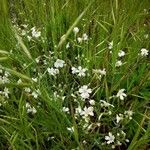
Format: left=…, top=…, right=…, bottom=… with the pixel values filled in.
left=3, top=87, right=9, bottom=98
left=31, top=91, right=38, bottom=99
left=116, top=89, right=127, bottom=100
left=118, top=50, right=125, bottom=57
left=105, top=132, right=115, bottom=144
left=79, top=85, right=92, bottom=99
left=108, top=41, right=113, bottom=49
left=67, top=126, right=74, bottom=132
left=115, top=60, right=122, bottom=67
left=47, top=67, right=59, bottom=76
left=32, top=77, right=38, bottom=82
left=31, top=27, right=41, bottom=38
left=24, top=87, right=31, bottom=93
left=17, top=79, right=22, bottom=84
left=116, top=114, right=123, bottom=123
left=124, top=110, right=133, bottom=120
left=54, top=59, right=65, bottom=68
left=62, top=107, right=69, bottom=113
left=26, top=102, right=37, bottom=114
left=140, top=48, right=149, bottom=56
left=77, top=37, right=83, bottom=43
left=82, top=33, right=88, bottom=41
left=89, top=99, right=95, bottom=105
left=77, top=66, right=87, bottom=77
left=99, top=68, right=106, bottom=75
left=71, top=67, right=78, bottom=74
left=81, top=106, right=94, bottom=117
left=73, top=27, right=79, bottom=34
left=66, top=42, right=70, bottom=49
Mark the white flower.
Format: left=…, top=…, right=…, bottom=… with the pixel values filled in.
left=99, top=68, right=106, bottom=75
left=77, top=37, right=83, bottom=43
left=79, top=85, right=92, bottom=99
left=32, top=77, right=38, bottom=82
left=17, top=79, right=22, bottom=84
left=105, top=132, right=115, bottom=144
left=47, top=67, right=59, bottom=76
left=118, top=50, right=125, bottom=57
left=108, top=41, right=113, bottom=49
left=67, top=126, right=74, bottom=132
left=24, top=87, right=31, bottom=93
left=31, top=27, right=41, bottom=38
left=82, top=33, right=88, bottom=41
left=100, top=100, right=114, bottom=108
left=73, top=27, right=79, bottom=34
left=81, top=106, right=94, bottom=117
left=115, top=60, right=122, bottom=67
left=116, top=89, right=127, bottom=100
left=89, top=99, right=95, bottom=105
left=31, top=91, right=38, bottom=99
left=3, top=87, right=9, bottom=98
left=124, top=110, right=133, bottom=119
left=26, top=102, right=37, bottom=114
left=62, top=107, right=69, bottom=113
left=71, top=66, right=87, bottom=77
left=54, top=59, right=65, bottom=68
left=77, top=66, right=87, bottom=77
left=116, top=114, right=123, bottom=123
left=71, top=67, right=78, bottom=74
left=66, top=42, right=70, bottom=49
left=140, top=48, right=149, bottom=56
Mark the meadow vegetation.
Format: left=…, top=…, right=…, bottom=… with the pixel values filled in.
left=0, top=0, right=150, bottom=149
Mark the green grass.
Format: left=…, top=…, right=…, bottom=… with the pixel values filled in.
left=0, top=0, right=150, bottom=149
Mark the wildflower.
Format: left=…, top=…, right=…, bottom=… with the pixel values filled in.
left=79, top=85, right=92, bottom=99
left=140, top=48, right=149, bottom=56
left=24, top=87, right=31, bottom=93
left=47, top=67, right=59, bottom=76
left=124, top=110, right=133, bottom=119
left=77, top=37, right=83, bottom=43
left=99, top=68, right=106, bottom=75
left=71, top=67, right=78, bottom=74
left=31, top=27, right=41, bottom=38
left=100, top=100, right=114, bottom=108
left=82, top=33, right=88, bottom=41
left=73, top=27, right=79, bottom=34
left=116, top=89, right=127, bottom=100
left=77, top=66, right=87, bottom=77
left=62, top=107, right=69, bottom=113
left=3, top=87, right=9, bottom=98
left=105, top=132, right=115, bottom=144
left=54, top=59, right=65, bottom=68
left=31, top=91, right=38, bottom=99
left=118, top=50, right=125, bottom=57
left=26, top=102, right=37, bottom=114
left=81, top=106, right=94, bottom=117
left=115, top=60, right=122, bottom=67
left=17, top=79, right=22, bottom=84
left=89, top=99, right=95, bottom=105
left=32, top=77, right=38, bottom=82
left=108, top=41, right=113, bottom=49
left=67, top=126, right=74, bottom=132
left=116, top=114, right=123, bottom=123
left=66, top=42, right=70, bottom=49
